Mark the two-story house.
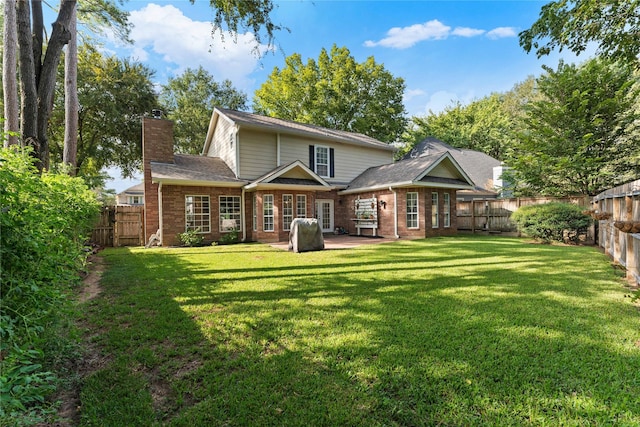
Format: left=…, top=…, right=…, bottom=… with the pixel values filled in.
left=143, top=108, right=474, bottom=246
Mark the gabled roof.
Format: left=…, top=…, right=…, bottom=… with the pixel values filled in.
left=404, top=137, right=501, bottom=192
left=118, top=183, right=144, bottom=195
left=151, top=154, right=246, bottom=187
left=203, top=108, right=396, bottom=154
left=340, top=152, right=475, bottom=195
left=245, top=160, right=333, bottom=191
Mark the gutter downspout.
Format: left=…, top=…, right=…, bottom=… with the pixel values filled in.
left=241, top=188, right=247, bottom=242
left=158, top=183, right=164, bottom=245
left=390, top=186, right=399, bottom=239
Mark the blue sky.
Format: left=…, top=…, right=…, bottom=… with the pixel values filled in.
left=102, top=0, right=591, bottom=192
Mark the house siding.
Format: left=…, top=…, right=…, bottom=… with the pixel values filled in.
left=207, top=116, right=237, bottom=175
left=279, top=135, right=393, bottom=184
left=238, top=129, right=278, bottom=180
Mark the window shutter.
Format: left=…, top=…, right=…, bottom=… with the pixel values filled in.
left=309, top=145, right=315, bottom=170
left=329, top=148, right=335, bottom=178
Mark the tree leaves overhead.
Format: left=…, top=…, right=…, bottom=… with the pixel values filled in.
left=49, top=46, right=158, bottom=178
left=509, top=58, right=639, bottom=196
left=160, top=66, right=248, bottom=155
left=253, top=45, right=407, bottom=143
left=520, top=0, right=640, bottom=66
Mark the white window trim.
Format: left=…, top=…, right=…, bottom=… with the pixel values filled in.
left=219, top=195, right=242, bottom=233
left=263, top=194, right=274, bottom=232
left=185, top=195, right=211, bottom=234
left=296, top=194, right=307, bottom=218
left=315, top=145, right=330, bottom=178
left=283, top=194, right=293, bottom=231
left=252, top=194, right=257, bottom=232
left=406, top=192, right=419, bottom=229
left=443, top=193, right=451, bottom=228
left=432, top=192, right=439, bottom=228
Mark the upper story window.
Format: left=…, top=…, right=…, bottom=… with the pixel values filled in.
left=309, top=145, right=334, bottom=178
left=128, top=195, right=143, bottom=205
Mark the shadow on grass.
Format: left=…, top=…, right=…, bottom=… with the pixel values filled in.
left=78, top=236, right=640, bottom=426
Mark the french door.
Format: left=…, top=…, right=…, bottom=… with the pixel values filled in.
left=315, top=199, right=334, bottom=233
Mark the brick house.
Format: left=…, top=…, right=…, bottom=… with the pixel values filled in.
left=143, top=108, right=474, bottom=246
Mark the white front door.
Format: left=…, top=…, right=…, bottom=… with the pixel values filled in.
left=315, top=199, right=334, bottom=233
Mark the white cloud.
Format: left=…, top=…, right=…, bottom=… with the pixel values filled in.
left=486, top=27, right=517, bottom=39
left=452, top=27, right=485, bottom=37
left=403, top=88, right=426, bottom=103
left=364, top=19, right=451, bottom=49
left=421, top=90, right=476, bottom=114
left=127, top=3, right=269, bottom=88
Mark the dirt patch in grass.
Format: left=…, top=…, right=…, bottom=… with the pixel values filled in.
left=47, top=256, right=110, bottom=426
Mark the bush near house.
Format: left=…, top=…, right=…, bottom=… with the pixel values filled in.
left=511, top=202, right=592, bottom=243
left=0, top=146, right=101, bottom=425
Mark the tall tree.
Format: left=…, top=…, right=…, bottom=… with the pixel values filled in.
left=16, top=0, right=76, bottom=171
left=254, top=45, right=407, bottom=143
left=49, top=46, right=158, bottom=177
left=509, top=58, right=639, bottom=196
left=403, top=78, right=540, bottom=161
left=160, top=66, right=248, bottom=155
left=3, top=0, right=19, bottom=147
left=520, top=0, right=640, bottom=66
left=63, top=3, right=78, bottom=173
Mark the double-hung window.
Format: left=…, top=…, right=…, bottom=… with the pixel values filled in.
left=252, top=194, right=257, bottom=231
left=263, top=194, right=274, bottom=232
left=443, top=193, right=451, bottom=228
left=185, top=195, right=211, bottom=233
left=219, top=196, right=241, bottom=232
left=431, top=192, right=439, bottom=228
left=315, top=146, right=329, bottom=177
left=296, top=195, right=307, bottom=218
left=283, top=194, right=293, bottom=231
left=406, top=192, right=418, bottom=228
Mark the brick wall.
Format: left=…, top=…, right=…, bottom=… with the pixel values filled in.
left=142, top=117, right=175, bottom=243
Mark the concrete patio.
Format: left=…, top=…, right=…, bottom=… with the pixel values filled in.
left=270, top=233, right=397, bottom=250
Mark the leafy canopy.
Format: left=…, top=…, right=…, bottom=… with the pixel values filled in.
left=508, top=58, right=639, bottom=197
left=49, top=45, right=158, bottom=178
left=520, top=0, right=640, bottom=66
left=160, top=66, right=248, bottom=155
left=253, top=44, right=407, bottom=143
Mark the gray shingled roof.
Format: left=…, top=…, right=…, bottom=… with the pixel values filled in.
left=343, top=152, right=473, bottom=193
left=151, top=154, right=246, bottom=185
left=216, top=108, right=395, bottom=151
left=403, top=137, right=501, bottom=191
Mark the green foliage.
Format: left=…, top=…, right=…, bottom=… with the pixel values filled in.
left=0, top=146, right=101, bottom=423
left=49, top=45, right=158, bottom=178
left=401, top=77, right=540, bottom=161
left=254, top=44, right=407, bottom=143
left=178, top=229, right=205, bottom=247
left=511, top=202, right=592, bottom=243
left=520, top=0, right=640, bottom=66
left=508, top=58, right=639, bottom=196
left=218, top=228, right=239, bottom=245
left=160, top=66, right=248, bottom=155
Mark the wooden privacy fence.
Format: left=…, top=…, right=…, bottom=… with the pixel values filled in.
left=592, top=179, right=640, bottom=286
left=91, top=205, right=144, bottom=247
left=457, top=196, right=590, bottom=234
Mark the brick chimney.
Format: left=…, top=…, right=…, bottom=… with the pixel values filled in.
left=142, top=116, right=174, bottom=244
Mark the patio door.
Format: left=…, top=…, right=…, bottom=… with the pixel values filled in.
left=315, top=199, right=334, bottom=233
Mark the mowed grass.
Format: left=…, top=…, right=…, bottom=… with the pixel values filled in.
left=77, top=236, right=640, bottom=426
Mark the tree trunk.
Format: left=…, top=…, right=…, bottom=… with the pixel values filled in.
left=16, top=0, right=39, bottom=162
left=63, top=3, right=78, bottom=174
left=16, top=0, right=75, bottom=171
left=3, top=0, right=19, bottom=147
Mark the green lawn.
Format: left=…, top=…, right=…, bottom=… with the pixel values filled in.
left=77, top=236, right=639, bottom=426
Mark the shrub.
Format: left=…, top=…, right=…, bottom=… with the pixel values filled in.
left=218, top=228, right=239, bottom=245
left=0, top=146, right=101, bottom=423
left=511, top=202, right=592, bottom=243
left=178, top=228, right=204, bottom=247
